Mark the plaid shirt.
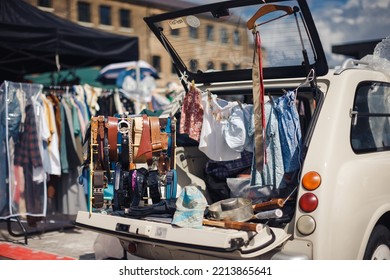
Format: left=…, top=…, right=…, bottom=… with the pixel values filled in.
left=14, top=103, right=42, bottom=168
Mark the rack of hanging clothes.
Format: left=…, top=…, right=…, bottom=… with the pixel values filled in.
left=0, top=82, right=84, bottom=243
left=0, top=81, right=134, bottom=243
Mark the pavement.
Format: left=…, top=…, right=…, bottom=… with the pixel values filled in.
left=0, top=213, right=143, bottom=260
left=0, top=215, right=101, bottom=260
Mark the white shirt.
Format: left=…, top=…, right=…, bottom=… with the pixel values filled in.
left=41, top=94, right=61, bottom=175
left=198, top=91, right=241, bottom=161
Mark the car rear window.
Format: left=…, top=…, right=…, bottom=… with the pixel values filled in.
left=156, top=1, right=317, bottom=73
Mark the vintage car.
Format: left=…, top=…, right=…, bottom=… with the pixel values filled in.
left=76, top=0, right=390, bottom=260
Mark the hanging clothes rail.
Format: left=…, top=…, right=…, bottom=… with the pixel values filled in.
left=0, top=81, right=91, bottom=244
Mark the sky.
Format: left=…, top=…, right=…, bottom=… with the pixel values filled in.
left=185, top=0, right=390, bottom=67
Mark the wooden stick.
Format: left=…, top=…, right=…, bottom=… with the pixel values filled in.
left=203, top=219, right=263, bottom=233
left=252, top=198, right=284, bottom=212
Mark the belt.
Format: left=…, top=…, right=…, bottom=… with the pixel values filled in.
left=98, top=116, right=111, bottom=181
left=169, top=117, right=176, bottom=169
left=147, top=170, right=161, bottom=204
left=166, top=117, right=172, bottom=156
left=135, top=114, right=152, bottom=165
left=150, top=116, right=162, bottom=152
left=135, top=167, right=148, bottom=206
left=106, top=116, right=118, bottom=162
left=133, top=116, right=143, bottom=163
left=90, top=117, right=100, bottom=170
left=118, top=118, right=130, bottom=171
left=122, top=171, right=131, bottom=208
left=113, top=163, right=122, bottom=210
left=92, top=170, right=106, bottom=208
left=131, top=170, right=139, bottom=206
left=128, top=118, right=135, bottom=170
left=165, top=169, right=177, bottom=201
left=91, top=117, right=99, bottom=146
left=157, top=153, right=169, bottom=174
left=97, top=116, right=105, bottom=168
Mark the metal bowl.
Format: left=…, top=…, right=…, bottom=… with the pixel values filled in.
left=208, top=198, right=253, bottom=222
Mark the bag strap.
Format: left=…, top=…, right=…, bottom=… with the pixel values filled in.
left=252, top=30, right=266, bottom=171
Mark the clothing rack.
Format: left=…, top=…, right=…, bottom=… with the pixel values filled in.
left=43, top=85, right=74, bottom=94
left=1, top=81, right=86, bottom=244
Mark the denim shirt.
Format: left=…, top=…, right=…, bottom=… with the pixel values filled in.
left=273, top=90, right=302, bottom=173
left=250, top=91, right=302, bottom=201
left=251, top=101, right=285, bottom=197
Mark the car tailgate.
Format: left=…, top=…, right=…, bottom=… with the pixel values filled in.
left=76, top=211, right=290, bottom=259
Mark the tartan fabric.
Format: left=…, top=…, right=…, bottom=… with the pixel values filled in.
left=14, top=103, right=42, bottom=168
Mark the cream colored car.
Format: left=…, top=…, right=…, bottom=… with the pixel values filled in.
left=76, top=0, right=390, bottom=259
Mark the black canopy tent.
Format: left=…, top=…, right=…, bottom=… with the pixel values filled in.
left=0, top=0, right=139, bottom=81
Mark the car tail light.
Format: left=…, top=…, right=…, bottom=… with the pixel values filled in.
left=299, top=193, right=318, bottom=212
left=302, top=171, right=321, bottom=190
left=127, top=242, right=137, bottom=254
left=297, top=215, right=316, bottom=235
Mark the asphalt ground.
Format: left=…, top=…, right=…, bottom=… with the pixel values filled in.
left=0, top=216, right=99, bottom=260
left=0, top=214, right=144, bottom=260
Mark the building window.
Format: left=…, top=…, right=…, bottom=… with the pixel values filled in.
left=221, top=62, right=228, bottom=71
left=190, top=59, right=198, bottom=72
left=99, top=5, right=112, bottom=26
left=233, top=30, right=241, bottom=46
left=171, top=28, right=180, bottom=36
left=77, top=2, right=91, bottom=23
left=119, top=9, right=131, bottom=28
left=234, top=64, right=241, bottom=70
left=189, top=26, right=198, bottom=39
left=152, top=56, right=161, bottom=73
left=206, top=25, right=214, bottom=41
left=171, top=63, right=177, bottom=74
left=220, top=28, right=229, bottom=44
left=207, top=61, right=215, bottom=70
left=38, top=0, right=52, bottom=8
left=351, top=82, right=390, bottom=153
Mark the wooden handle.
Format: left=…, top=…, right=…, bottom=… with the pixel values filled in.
left=203, top=219, right=262, bottom=233
left=252, top=198, right=284, bottom=212
left=246, top=4, right=294, bottom=30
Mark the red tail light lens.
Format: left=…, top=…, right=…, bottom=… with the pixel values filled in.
left=127, top=242, right=137, bottom=254
left=299, top=193, right=318, bottom=212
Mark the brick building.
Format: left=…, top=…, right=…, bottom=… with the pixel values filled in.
left=24, top=0, right=252, bottom=87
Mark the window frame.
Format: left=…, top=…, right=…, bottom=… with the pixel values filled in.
left=99, top=5, right=112, bottom=26
left=38, top=0, right=52, bottom=8
left=220, top=27, right=229, bottom=44
left=350, top=81, right=390, bottom=154
left=189, top=26, right=199, bottom=39
left=152, top=55, right=161, bottom=73
left=77, top=1, right=91, bottom=23
left=119, top=8, right=132, bottom=28
left=206, top=24, right=215, bottom=41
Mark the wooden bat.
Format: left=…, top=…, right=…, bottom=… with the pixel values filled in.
left=203, top=219, right=263, bottom=232
left=252, top=198, right=284, bottom=212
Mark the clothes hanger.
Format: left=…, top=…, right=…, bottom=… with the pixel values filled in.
left=295, top=68, right=315, bottom=94
left=246, top=4, right=294, bottom=30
